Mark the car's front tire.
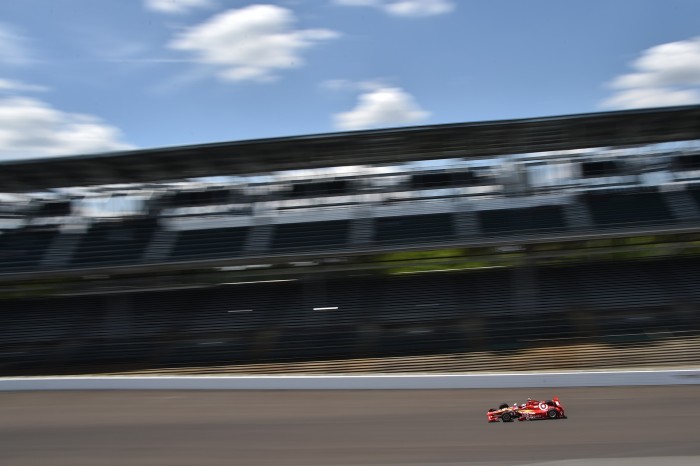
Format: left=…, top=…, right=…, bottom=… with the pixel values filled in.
left=501, top=412, right=513, bottom=422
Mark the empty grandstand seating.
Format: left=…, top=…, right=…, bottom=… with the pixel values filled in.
left=375, top=274, right=464, bottom=324
left=293, top=277, right=375, bottom=327
left=174, top=285, right=273, bottom=333
left=270, top=220, right=351, bottom=251
left=410, top=170, right=482, bottom=189
left=5, top=189, right=700, bottom=273
left=163, top=188, right=233, bottom=208
left=0, top=226, right=59, bottom=272
left=70, top=341, right=159, bottom=367
left=268, top=327, right=358, bottom=362
left=458, top=267, right=515, bottom=316
left=70, top=219, right=157, bottom=267
left=583, top=190, right=676, bottom=226
left=580, top=160, right=622, bottom=178
left=161, top=338, right=251, bottom=367
left=169, top=226, right=249, bottom=261
left=374, top=213, right=456, bottom=244
left=672, top=153, right=700, bottom=171
left=686, top=186, right=700, bottom=211
left=0, top=298, right=82, bottom=345
left=34, top=200, right=72, bottom=217
left=477, top=205, right=567, bottom=236
left=290, top=180, right=352, bottom=198
left=1, top=255, right=698, bottom=376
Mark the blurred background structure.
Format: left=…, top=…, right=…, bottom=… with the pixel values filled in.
left=2, top=105, right=700, bottom=376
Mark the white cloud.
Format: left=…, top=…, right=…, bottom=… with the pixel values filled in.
left=145, top=0, right=215, bottom=15
left=0, top=78, right=47, bottom=93
left=0, top=96, right=133, bottom=160
left=333, top=86, right=430, bottom=130
left=334, top=0, right=379, bottom=6
left=602, top=87, right=700, bottom=110
left=6, top=31, right=122, bottom=161
left=0, top=23, right=33, bottom=66
left=321, top=78, right=387, bottom=92
left=602, top=37, right=700, bottom=109
left=334, top=0, right=455, bottom=17
left=321, top=78, right=354, bottom=91
left=169, top=5, right=339, bottom=82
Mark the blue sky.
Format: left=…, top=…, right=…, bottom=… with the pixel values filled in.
left=0, top=0, right=699, bottom=161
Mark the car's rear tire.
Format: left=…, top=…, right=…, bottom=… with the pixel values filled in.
left=501, top=412, right=512, bottom=422
left=547, top=409, right=558, bottom=419
left=498, top=403, right=509, bottom=409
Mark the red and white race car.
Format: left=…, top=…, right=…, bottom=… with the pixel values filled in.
left=487, top=397, right=567, bottom=422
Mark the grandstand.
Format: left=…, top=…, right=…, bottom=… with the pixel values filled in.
left=1, top=105, right=700, bottom=376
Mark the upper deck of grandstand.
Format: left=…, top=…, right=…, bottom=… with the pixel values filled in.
left=3, top=105, right=700, bottom=286
left=1, top=105, right=700, bottom=193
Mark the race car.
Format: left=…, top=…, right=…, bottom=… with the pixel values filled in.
left=487, top=397, right=566, bottom=422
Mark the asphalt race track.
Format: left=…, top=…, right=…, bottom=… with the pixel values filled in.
left=1, top=386, right=699, bottom=466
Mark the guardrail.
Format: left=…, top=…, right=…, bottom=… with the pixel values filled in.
left=0, top=369, right=698, bottom=391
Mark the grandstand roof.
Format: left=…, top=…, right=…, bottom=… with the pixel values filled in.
left=2, top=105, right=700, bottom=193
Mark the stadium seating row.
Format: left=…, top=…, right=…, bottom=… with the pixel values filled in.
left=0, top=256, right=698, bottom=375
left=1, top=190, right=697, bottom=273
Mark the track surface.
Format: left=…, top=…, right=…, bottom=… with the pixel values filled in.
left=1, top=386, right=699, bottom=465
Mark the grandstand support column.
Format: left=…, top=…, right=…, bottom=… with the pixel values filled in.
left=143, top=227, right=177, bottom=262
left=41, top=231, right=82, bottom=268
left=349, top=206, right=375, bottom=245
left=453, top=200, right=479, bottom=238
left=563, top=196, right=594, bottom=230
left=664, top=190, right=700, bottom=222
left=245, top=217, right=274, bottom=253
left=502, top=161, right=530, bottom=196
left=511, top=257, right=538, bottom=314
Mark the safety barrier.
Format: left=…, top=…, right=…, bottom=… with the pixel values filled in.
left=0, top=369, right=698, bottom=391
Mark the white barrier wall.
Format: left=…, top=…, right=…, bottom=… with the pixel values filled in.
left=0, top=369, right=699, bottom=391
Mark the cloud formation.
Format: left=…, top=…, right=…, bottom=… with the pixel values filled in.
left=0, top=24, right=33, bottom=66
left=0, top=78, right=47, bottom=93
left=169, top=5, right=339, bottom=82
left=0, top=96, right=133, bottom=160
left=145, top=0, right=215, bottom=15
left=333, top=86, right=430, bottom=130
left=602, top=36, right=700, bottom=109
left=334, top=0, right=455, bottom=17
